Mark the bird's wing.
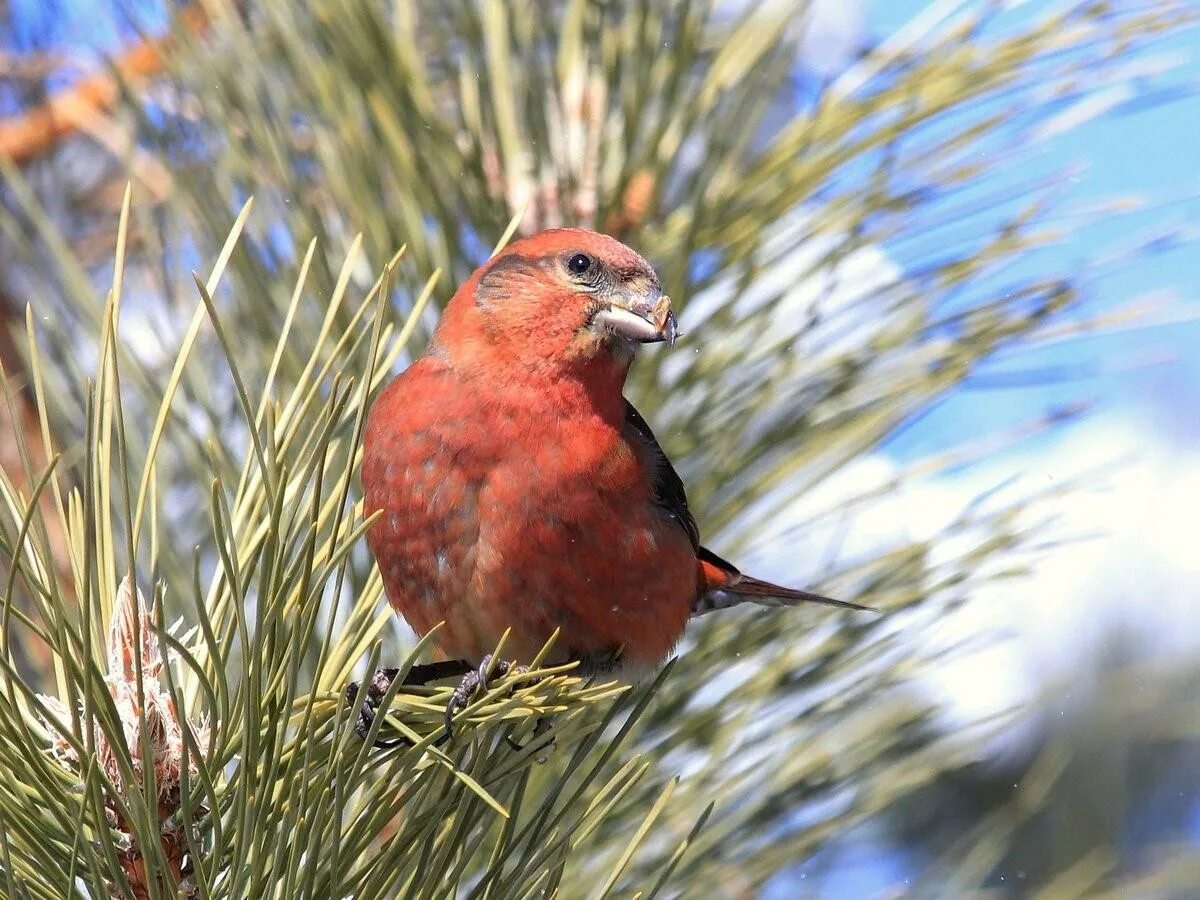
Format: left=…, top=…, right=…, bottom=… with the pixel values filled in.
left=622, top=400, right=870, bottom=616
left=622, top=399, right=700, bottom=551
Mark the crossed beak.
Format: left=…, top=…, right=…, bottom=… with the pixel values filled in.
left=591, top=291, right=679, bottom=348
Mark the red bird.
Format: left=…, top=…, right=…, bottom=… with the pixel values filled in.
left=360, top=229, right=863, bottom=720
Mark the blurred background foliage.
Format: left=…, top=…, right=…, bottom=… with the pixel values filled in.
left=1, top=0, right=1198, bottom=896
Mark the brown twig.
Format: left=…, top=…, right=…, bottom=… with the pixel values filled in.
left=0, top=5, right=209, bottom=165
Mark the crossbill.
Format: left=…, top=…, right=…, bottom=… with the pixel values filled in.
left=360, top=229, right=864, bottom=721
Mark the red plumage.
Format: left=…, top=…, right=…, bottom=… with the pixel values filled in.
left=362, top=228, right=863, bottom=674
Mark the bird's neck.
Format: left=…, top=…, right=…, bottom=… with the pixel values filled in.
left=443, top=337, right=631, bottom=425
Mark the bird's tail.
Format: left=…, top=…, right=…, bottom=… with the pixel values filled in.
left=693, top=548, right=871, bottom=617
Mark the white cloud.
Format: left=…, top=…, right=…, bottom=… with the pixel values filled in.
left=748, top=408, right=1200, bottom=756
left=714, top=0, right=867, bottom=78
left=666, top=206, right=904, bottom=387
left=799, top=0, right=867, bottom=78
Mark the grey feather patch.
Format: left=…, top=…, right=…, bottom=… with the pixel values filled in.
left=476, top=254, right=547, bottom=306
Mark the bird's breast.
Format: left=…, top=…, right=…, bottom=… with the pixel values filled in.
left=362, top=369, right=694, bottom=666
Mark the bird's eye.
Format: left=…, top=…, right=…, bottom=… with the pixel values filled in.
left=566, top=253, right=593, bottom=275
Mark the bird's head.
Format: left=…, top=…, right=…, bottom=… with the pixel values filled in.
left=431, top=229, right=676, bottom=380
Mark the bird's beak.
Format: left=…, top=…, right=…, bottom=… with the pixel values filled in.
left=591, top=291, right=679, bottom=348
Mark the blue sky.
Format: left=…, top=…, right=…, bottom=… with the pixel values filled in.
left=844, top=0, right=1200, bottom=717
left=861, top=0, right=1200, bottom=460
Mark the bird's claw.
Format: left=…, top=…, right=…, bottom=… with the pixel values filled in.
left=345, top=658, right=536, bottom=748
left=345, top=667, right=405, bottom=747
left=345, top=660, right=474, bottom=748
left=443, top=655, right=530, bottom=740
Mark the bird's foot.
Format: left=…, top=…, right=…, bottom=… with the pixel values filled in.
left=345, top=660, right=473, bottom=747
left=443, top=655, right=530, bottom=741
left=346, top=666, right=402, bottom=744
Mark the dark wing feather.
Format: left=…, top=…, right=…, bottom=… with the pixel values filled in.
left=623, top=402, right=872, bottom=615
left=695, top=545, right=872, bottom=613
left=623, top=400, right=700, bottom=551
